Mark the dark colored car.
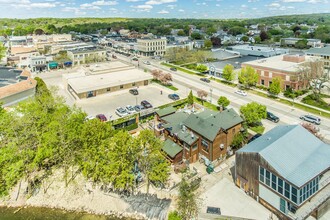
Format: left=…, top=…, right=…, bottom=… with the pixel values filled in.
left=200, top=78, right=210, bottom=83
left=168, top=94, right=180, bottom=100
left=141, top=100, right=153, bottom=109
left=129, top=89, right=139, bottom=95
left=206, top=206, right=221, bottom=215
left=267, top=111, right=280, bottom=123
left=248, top=133, right=262, bottom=143
left=96, top=114, right=107, bottom=122
left=170, top=67, right=177, bottom=71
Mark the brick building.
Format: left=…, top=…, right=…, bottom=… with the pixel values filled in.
left=241, top=54, right=314, bottom=90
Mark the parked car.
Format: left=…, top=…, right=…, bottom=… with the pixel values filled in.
left=96, top=114, right=107, bottom=122
left=170, top=67, right=177, bottom=71
left=299, top=115, right=321, bottom=125
left=200, top=78, right=210, bottom=83
left=85, top=115, right=96, bottom=121
left=235, top=90, right=247, bottom=96
left=141, top=100, right=153, bottom=109
left=248, top=133, right=262, bottom=143
left=267, top=112, right=280, bottom=123
left=129, top=89, right=139, bottom=95
left=132, top=57, right=138, bottom=61
left=206, top=207, right=221, bottom=215
left=134, top=105, right=145, bottom=112
left=168, top=94, right=180, bottom=100
left=143, top=61, right=151, bottom=65
left=126, top=105, right=136, bottom=114
left=115, top=107, right=128, bottom=117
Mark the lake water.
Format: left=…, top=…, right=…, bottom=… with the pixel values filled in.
left=0, top=206, right=130, bottom=220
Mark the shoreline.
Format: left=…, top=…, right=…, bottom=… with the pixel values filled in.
left=0, top=169, right=171, bottom=220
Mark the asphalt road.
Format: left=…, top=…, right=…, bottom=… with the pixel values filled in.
left=138, top=57, right=330, bottom=142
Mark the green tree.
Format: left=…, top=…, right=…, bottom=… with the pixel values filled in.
left=204, top=39, right=212, bottom=48
left=191, top=32, right=203, bottom=40
left=240, top=102, right=267, bottom=125
left=268, top=77, right=282, bottom=96
left=168, top=211, right=182, bottom=220
left=241, top=35, right=249, bottom=42
left=187, top=90, right=194, bottom=105
left=196, top=64, right=208, bottom=72
left=177, top=30, right=186, bottom=36
left=222, top=64, right=235, bottom=81
left=136, top=130, right=170, bottom=193
left=238, top=66, right=259, bottom=88
left=217, top=96, right=230, bottom=109
left=260, top=30, right=269, bottom=41
left=177, top=176, right=200, bottom=220
left=0, top=43, right=6, bottom=62
left=254, top=36, right=261, bottom=44
left=295, top=39, right=308, bottom=49
left=231, top=133, right=245, bottom=149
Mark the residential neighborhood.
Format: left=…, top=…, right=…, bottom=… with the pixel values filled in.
left=0, top=7, right=330, bottom=220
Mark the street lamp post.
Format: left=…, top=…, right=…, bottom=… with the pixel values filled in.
left=209, top=88, right=213, bottom=103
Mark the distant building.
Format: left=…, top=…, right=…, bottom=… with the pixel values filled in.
left=281, top=38, right=322, bottom=48
left=7, top=46, right=39, bottom=66
left=242, top=54, right=314, bottom=90
left=32, top=34, right=72, bottom=50
left=305, top=47, right=330, bottom=70
left=62, top=61, right=152, bottom=99
left=231, top=45, right=289, bottom=58
left=8, top=36, right=33, bottom=46
left=67, top=47, right=106, bottom=66
left=193, top=40, right=205, bottom=48
left=0, top=68, right=37, bottom=106
left=137, top=38, right=167, bottom=57
left=235, top=125, right=330, bottom=220
left=49, top=42, right=95, bottom=55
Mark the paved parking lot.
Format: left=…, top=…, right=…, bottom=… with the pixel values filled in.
left=36, top=69, right=182, bottom=120
left=76, top=84, right=178, bottom=120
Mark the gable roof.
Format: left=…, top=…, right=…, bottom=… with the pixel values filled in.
left=162, top=139, right=182, bottom=158
left=184, top=108, right=243, bottom=141
left=156, top=106, right=176, bottom=118
left=237, top=125, right=330, bottom=187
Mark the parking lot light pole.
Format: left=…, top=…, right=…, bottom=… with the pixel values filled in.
left=209, top=88, right=213, bottom=103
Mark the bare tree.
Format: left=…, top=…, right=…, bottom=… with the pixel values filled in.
left=301, top=122, right=323, bottom=140
left=299, top=59, right=330, bottom=100
left=197, top=90, right=208, bottom=105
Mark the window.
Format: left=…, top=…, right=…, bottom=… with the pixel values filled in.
left=278, top=178, right=283, bottom=194
left=192, top=143, right=198, bottom=151
left=132, top=82, right=136, bottom=86
left=120, top=85, right=124, bottom=89
left=272, top=174, right=277, bottom=190
left=265, top=170, right=270, bottom=186
left=107, top=87, right=111, bottom=92
left=280, top=198, right=286, bottom=213
left=285, top=182, right=290, bottom=199
left=292, top=187, right=298, bottom=204
left=201, top=138, right=209, bottom=152
left=261, top=79, right=265, bottom=85
left=259, top=167, right=265, bottom=183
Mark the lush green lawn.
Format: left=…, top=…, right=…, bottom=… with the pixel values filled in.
left=210, top=77, right=237, bottom=88
left=194, top=97, right=218, bottom=111
left=152, top=79, right=178, bottom=91
left=161, top=62, right=200, bottom=75
left=249, top=126, right=265, bottom=134
left=302, top=94, right=330, bottom=111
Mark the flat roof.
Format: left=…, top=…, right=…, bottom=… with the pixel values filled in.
left=0, top=67, right=22, bottom=88
left=85, top=61, right=130, bottom=73
left=67, top=68, right=153, bottom=94
left=306, top=47, right=330, bottom=56
left=242, top=55, right=312, bottom=73
left=232, top=45, right=288, bottom=53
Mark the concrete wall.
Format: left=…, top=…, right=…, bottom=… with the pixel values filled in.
left=259, top=184, right=282, bottom=213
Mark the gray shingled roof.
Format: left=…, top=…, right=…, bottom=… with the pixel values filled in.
left=156, top=106, right=176, bottom=118
left=184, top=108, right=243, bottom=141
left=237, top=125, right=330, bottom=187
left=306, top=47, right=330, bottom=56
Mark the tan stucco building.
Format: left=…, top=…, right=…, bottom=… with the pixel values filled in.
left=137, top=38, right=167, bottom=57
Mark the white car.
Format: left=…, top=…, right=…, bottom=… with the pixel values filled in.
left=126, top=105, right=137, bottom=114
left=115, top=107, right=128, bottom=117
left=85, top=115, right=96, bottom=121
left=143, top=61, right=151, bottom=65
left=235, top=90, right=247, bottom=96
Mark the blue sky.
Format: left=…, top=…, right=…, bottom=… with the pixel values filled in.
left=0, top=0, right=329, bottom=19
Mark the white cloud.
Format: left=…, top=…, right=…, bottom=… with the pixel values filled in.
left=30, top=3, right=56, bottom=8
left=241, top=4, right=247, bottom=8
left=132, top=4, right=153, bottom=10
left=145, top=0, right=177, bottom=5
left=0, top=0, right=30, bottom=3
left=158, top=10, right=169, bottom=14
left=268, top=3, right=281, bottom=7
left=92, top=1, right=118, bottom=6
left=178, top=9, right=184, bottom=12
left=281, top=0, right=306, bottom=2
left=126, top=0, right=143, bottom=2
left=166, top=4, right=176, bottom=9
left=248, top=0, right=259, bottom=2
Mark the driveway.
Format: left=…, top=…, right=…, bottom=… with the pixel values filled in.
left=200, top=177, right=275, bottom=220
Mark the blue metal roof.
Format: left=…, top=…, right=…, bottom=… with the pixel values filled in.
left=237, top=125, right=330, bottom=187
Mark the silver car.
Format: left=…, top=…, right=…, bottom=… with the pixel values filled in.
left=115, top=107, right=128, bottom=117
left=300, top=115, right=321, bottom=125
left=126, top=105, right=137, bottom=114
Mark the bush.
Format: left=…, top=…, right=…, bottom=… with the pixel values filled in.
left=168, top=211, right=182, bottom=220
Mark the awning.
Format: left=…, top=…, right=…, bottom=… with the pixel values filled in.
left=35, top=64, right=47, bottom=68
left=48, top=62, right=58, bottom=68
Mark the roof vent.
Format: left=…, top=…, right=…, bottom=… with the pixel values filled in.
left=191, top=131, right=194, bottom=139
left=267, top=137, right=271, bottom=141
